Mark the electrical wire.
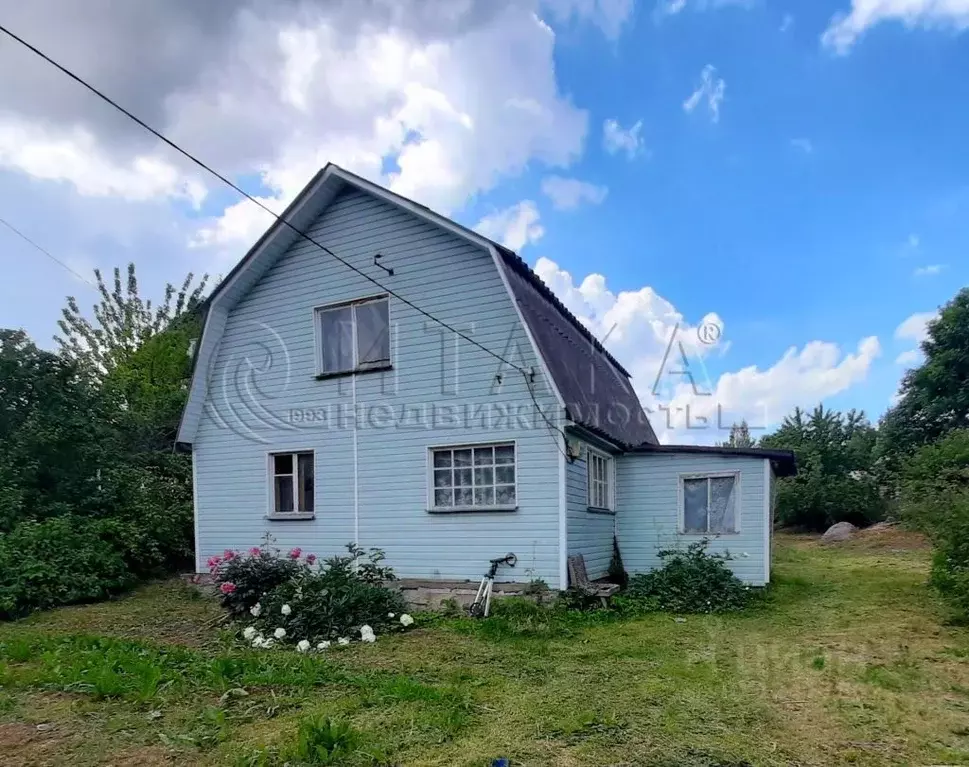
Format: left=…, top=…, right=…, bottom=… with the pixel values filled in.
left=0, top=23, right=532, bottom=377
left=0, top=214, right=95, bottom=288
left=0, top=23, right=574, bottom=451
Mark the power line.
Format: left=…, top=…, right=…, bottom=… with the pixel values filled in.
left=0, top=214, right=95, bottom=288
left=0, top=23, right=571, bottom=450
left=0, top=23, right=530, bottom=377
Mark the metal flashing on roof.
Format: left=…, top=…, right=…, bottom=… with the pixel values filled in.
left=629, top=443, right=798, bottom=477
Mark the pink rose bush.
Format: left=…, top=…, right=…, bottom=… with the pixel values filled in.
left=211, top=542, right=414, bottom=651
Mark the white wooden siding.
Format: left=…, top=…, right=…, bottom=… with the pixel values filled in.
left=194, top=188, right=562, bottom=586
left=565, top=440, right=615, bottom=580
left=615, top=453, right=769, bottom=585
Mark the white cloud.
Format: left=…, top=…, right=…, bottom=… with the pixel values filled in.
left=656, top=0, right=688, bottom=16
left=543, top=0, right=637, bottom=38
left=475, top=201, right=544, bottom=251
left=895, top=310, right=937, bottom=343
left=914, top=264, right=945, bottom=276
left=895, top=349, right=920, bottom=366
left=0, top=119, right=205, bottom=204
left=790, top=137, right=814, bottom=154
left=822, top=0, right=969, bottom=54
left=540, top=175, right=608, bottom=210
left=655, top=0, right=756, bottom=19
left=893, top=309, right=938, bottom=366
left=187, top=4, right=592, bottom=247
left=534, top=257, right=881, bottom=443
left=602, top=118, right=645, bottom=158
left=683, top=65, right=726, bottom=123
left=1, top=1, right=616, bottom=256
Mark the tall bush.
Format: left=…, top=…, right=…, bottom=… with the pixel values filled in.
left=0, top=517, right=136, bottom=619
left=900, top=430, right=969, bottom=616
left=0, top=265, right=203, bottom=618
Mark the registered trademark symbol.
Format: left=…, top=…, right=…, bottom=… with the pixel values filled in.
left=697, top=321, right=722, bottom=345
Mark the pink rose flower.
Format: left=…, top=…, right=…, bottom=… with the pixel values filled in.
left=305, top=554, right=317, bottom=565
left=223, top=549, right=235, bottom=560
left=289, top=547, right=302, bottom=559
left=206, top=555, right=222, bottom=570
left=220, top=582, right=237, bottom=594
left=249, top=547, right=261, bottom=556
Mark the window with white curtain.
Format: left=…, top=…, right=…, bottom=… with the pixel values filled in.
left=315, top=296, right=390, bottom=375
left=429, top=443, right=516, bottom=511
left=680, top=473, right=739, bottom=534
left=587, top=450, right=613, bottom=510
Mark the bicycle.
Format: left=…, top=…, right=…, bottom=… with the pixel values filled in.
left=469, top=553, right=517, bottom=618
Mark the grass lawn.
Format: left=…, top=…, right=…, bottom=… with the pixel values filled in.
left=1, top=531, right=968, bottom=766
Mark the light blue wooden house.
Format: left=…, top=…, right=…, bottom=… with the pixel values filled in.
left=177, top=165, right=796, bottom=592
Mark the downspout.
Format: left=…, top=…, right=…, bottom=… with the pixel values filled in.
left=559, top=430, right=567, bottom=591
left=352, top=373, right=360, bottom=547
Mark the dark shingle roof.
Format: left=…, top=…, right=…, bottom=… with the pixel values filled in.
left=496, top=247, right=658, bottom=448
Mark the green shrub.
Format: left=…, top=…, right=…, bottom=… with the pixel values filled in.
left=215, top=544, right=408, bottom=646
left=290, top=717, right=367, bottom=765
left=900, top=430, right=969, bottom=616
left=238, top=717, right=383, bottom=767
left=621, top=541, right=759, bottom=614
left=0, top=516, right=135, bottom=618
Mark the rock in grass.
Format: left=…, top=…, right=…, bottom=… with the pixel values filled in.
left=821, top=521, right=858, bottom=544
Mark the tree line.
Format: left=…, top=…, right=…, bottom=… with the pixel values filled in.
left=0, top=265, right=206, bottom=617
left=727, top=287, right=969, bottom=616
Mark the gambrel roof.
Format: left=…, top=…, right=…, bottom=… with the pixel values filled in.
left=178, top=164, right=657, bottom=448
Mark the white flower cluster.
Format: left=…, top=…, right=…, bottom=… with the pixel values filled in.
left=240, top=605, right=415, bottom=651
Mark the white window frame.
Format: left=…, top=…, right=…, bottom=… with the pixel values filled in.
left=426, top=441, right=518, bottom=513
left=266, top=449, right=316, bottom=519
left=678, top=471, right=741, bottom=535
left=586, top=448, right=615, bottom=512
left=313, top=294, right=391, bottom=377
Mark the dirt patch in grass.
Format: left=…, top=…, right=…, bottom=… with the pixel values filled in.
left=852, top=524, right=930, bottom=551
left=0, top=722, right=70, bottom=767
left=105, top=745, right=184, bottom=766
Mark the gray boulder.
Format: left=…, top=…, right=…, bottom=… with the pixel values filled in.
left=821, top=521, right=858, bottom=543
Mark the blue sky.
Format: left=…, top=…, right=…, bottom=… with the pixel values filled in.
left=0, top=0, right=965, bottom=442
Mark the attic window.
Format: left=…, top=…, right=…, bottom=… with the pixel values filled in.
left=315, top=296, right=390, bottom=376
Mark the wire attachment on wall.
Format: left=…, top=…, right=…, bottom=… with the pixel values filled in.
left=373, top=253, right=394, bottom=276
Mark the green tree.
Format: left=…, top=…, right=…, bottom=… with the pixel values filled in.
left=761, top=405, right=883, bottom=530
left=0, top=329, right=107, bottom=531
left=55, top=263, right=207, bottom=376
left=721, top=420, right=756, bottom=448
left=876, top=288, right=969, bottom=475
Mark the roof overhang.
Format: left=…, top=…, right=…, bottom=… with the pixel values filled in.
left=629, top=443, right=797, bottom=477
